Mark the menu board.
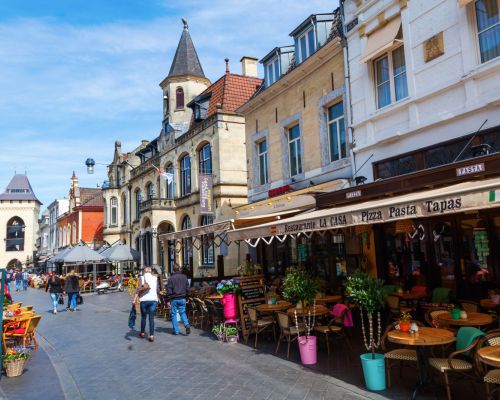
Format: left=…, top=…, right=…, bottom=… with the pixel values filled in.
left=237, top=275, right=266, bottom=337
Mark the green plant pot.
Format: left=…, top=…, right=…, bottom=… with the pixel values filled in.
left=451, top=309, right=461, bottom=320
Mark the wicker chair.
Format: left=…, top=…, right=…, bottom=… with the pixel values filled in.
left=459, top=300, right=480, bottom=313
left=194, top=298, right=208, bottom=329
left=275, top=311, right=305, bottom=359
left=477, top=331, right=500, bottom=400
left=246, top=307, right=275, bottom=349
left=3, top=315, right=41, bottom=351
left=381, top=321, right=423, bottom=388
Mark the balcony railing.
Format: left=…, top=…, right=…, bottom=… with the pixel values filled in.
left=140, top=198, right=176, bottom=213
left=131, top=155, right=161, bottom=179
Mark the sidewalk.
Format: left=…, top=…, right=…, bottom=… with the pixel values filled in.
left=3, top=288, right=389, bottom=400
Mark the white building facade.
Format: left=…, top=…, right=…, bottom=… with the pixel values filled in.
left=46, top=199, right=69, bottom=254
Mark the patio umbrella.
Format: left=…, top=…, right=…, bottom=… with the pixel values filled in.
left=52, top=245, right=73, bottom=263
left=62, top=243, right=105, bottom=291
left=102, top=242, right=140, bottom=284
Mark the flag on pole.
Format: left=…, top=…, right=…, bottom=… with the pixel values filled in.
left=153, top=165, right=174, bottom=184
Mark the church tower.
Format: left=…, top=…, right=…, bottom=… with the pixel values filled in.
left=159, top=19, right=210, bottom=139
left=0, top=174, right=41, bottom=269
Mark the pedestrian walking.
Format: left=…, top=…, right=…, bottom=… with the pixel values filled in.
left=135, top=267, right=158, bottom=342
left=166, top=264, right=191, bottom=336
left=15, top=270, right=23, bottom=292
left=22, top=269, right=29, bottom=291
left=5, top=269, right=13, bottom=292
left=64, top=270, right=80, bottom=312
left=45, top=274, right=63, bottom=314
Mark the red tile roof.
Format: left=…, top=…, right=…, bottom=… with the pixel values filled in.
left=79, top=188, right=104, bottom=208
left=189, top=73, right=262, bottom=128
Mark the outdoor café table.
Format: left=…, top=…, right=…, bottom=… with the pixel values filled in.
left=437, top=311, right=493, bottom=328
left=480, top=299, right=499, bottom=310
left=256, top=301, right=292, bottom=314
left=478, top=346, right=500, bottom=368
left=287, top=305, right=330, bottom=318
left=388, top=327, right=455, bottom=400
left=315, top=295, right=342, bottom=305
left=206, top=294, right=223, bottom=300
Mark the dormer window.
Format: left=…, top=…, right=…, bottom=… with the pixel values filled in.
left=194, top=100, right=209, bottom=122
left=265, top=57, right=280, bottom=86
left=297, top=28, right=316, bottom=63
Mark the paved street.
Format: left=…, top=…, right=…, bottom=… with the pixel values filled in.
left=0, top=288, right=388, bottom=400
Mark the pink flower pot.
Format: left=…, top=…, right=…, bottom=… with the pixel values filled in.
left=222, top=293, right=238, bottom=320
left=298, top=336, right=317, bottom=365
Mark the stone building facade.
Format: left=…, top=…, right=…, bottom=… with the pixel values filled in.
left=0, top=174, right=41, bottom=269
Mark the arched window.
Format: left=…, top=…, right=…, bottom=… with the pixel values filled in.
left=180, top=155, right=191, bottom=196
left=146, top=182, right=154, bottom=200
left=199, top=143, right=212, bottom=175
left=122, top=194, right=127, bottom=225
left=200, top=215, right=214, bottom=265
left=110, top=197, right=118, bottom=226
left=176, top=87, right=184, bottom=109
left=181, top=216, right=192, bottom=268
left=72, top=222, right=77, bottom=243
left=6, top=217, right=25, bottom=252
left=135, top=190, right=142, bottom=221
left=66, top=224, right=71, bottom=244
left=165, top=163, right=174, bottom=199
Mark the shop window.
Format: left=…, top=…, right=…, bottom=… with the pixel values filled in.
left=180, top=155, right=191, bottom=196
left=110, top=197, right=118, bottom=226
left=288, top=124, right=302, bottom=176
left=6, top=217, right=25, bottom=252
left=475, top=0, right=500, bottom=63
left=375, top=45, right=408, bottom=109
left=181, top=216, right=192, bottom=268
left=200, top=215, right=214, bottom=265
left=461, top=216, right=492, bottom=285
left=327, top=101, right=346, bottom=162
left=258, top=140, right=269, bottom=185
left=376, top=155, right=417, bottom=179
left=199, top=144, right=212, bottom=175
left=432, top=221, right=457, bottom=292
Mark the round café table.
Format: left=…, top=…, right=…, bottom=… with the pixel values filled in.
left=256, top=301, right=292, bottom=313
left=287, top=305, right=329, bottom=318
left=437, top=311, right=493, bottom=327
left=478, top=346, right=500, bottom=368
left=388, top=327, right=455, bottom=400
left=315, top=295, right=342, bottom=305
left=480, top=299, right=499, bottom=310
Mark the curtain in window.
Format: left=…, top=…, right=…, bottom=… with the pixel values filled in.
left=392, top=47, right=408, bottom=101
left=476, top=0, right=500, bottom=63
left=376, top=56, right=391, bottom=108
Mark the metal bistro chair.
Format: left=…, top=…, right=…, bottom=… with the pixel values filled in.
left=313, top=308, right=352, bottom=356
left=275, top=311, right=305, bottom=359
left=477, top=331, right=500, bottom=400
left=246, top=307, right=275, bottom=349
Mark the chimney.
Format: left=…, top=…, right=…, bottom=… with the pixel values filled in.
left=240, top=56, right=258, bottom=78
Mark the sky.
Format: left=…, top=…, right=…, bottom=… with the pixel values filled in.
left=0, top=0, right=338, bottom=209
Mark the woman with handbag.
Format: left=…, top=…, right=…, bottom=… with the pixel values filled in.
left=135, top=267, right=158, bottom=342
left=45, top=273, right=63, bottom=314
left=64, top=270, right=80, bottom=312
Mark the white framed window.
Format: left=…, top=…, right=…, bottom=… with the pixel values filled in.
left=288, top=124, right=303, bottom=176
left=257, top=140, right=269, bottom=185
left=374, top=45, right=408, bottom=109
left=475, top=0, right=500, bottom=63
left=165, top=164, right=174, bottom=199
left=265, top=57, right=280, bottom=86
left=297, top=28, right=316, bottom=63
left=110, top=197, right=118, bottom=226
left=327, top=101, right=346, bottom=162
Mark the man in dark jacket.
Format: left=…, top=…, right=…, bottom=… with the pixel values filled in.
left=15, top=270, right=23, bottom=292
left=64, top=270, right=80, bottom=312
left=167, top=264, right=191, bottom=335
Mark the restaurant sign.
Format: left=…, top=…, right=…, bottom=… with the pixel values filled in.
left=278, top=189, right=496, bottom=236
left=456, top=163, right=485, bottom=177
left=199, top=174, right=213, bottom=215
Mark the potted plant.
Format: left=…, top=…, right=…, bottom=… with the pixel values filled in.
left=293, top=302, right=318, bottom=365
left=212, top=323, right=225, bottom=341
left=282, top=267, right=320, bottom=308
left=2, top=346, right=30, bottom=377
left=224, top=326, right=239, bottom=343
left=399, top=311, right=412, bottom=332
left=216, top=279, right=240, bottom=321
left=345, top=271, right=387, bottom=391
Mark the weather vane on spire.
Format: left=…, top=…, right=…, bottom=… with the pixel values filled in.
left=181, top=18, right=188, bottom=30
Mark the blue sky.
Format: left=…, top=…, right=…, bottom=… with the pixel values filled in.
left=0, top=0, right=337, bottom=209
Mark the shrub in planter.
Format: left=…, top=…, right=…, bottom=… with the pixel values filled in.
left=224, top=327, right=239, bottom=343
left=345, top=271, right=387, bottom=391
left=282, top=267, right=320, bottom=307
left=212, top=323, right=225, bottom=341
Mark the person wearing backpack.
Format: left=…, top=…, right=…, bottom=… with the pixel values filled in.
left=64, top=270, right=80, bottom=312
left=45, top=274, right=63, bottom=314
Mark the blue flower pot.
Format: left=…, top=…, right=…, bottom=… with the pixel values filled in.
left=360, top=353, right=386, bottom=391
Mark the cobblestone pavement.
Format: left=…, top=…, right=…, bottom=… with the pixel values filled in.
left=2, top=288, right=389, bottom=400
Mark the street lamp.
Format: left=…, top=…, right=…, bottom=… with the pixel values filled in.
left=85, top=158, right=96, bottom=174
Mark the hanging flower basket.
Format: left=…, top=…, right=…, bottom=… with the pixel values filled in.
left=395, top=219, right=414, bottom=234
left=4, top=359, right=27, bottom=377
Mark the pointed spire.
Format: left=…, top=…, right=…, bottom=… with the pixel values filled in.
left=0, top=174, right=40, bottom=203
left=168, top=19, right=205, bottom=79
